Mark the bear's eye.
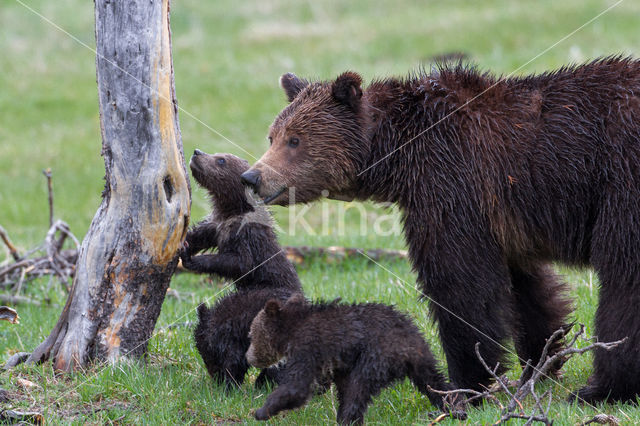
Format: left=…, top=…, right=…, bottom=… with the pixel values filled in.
left=288, top=137, right=300, bottom=148
left=216, top=158, right=225, bottom=165
left=268, top=136, right=273, bottom=146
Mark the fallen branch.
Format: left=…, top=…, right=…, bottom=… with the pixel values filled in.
left=0, top=409, right=43, bottom=425
left=0, top=225, right=20, bottom=262
left=0, top=306, right=19, bottom=323
left=174, top=246, right=408, bottom=272
left=3, top=352, right=31, bottom=369
left=0, top=225, right=78, bottom=294
left=0, top=171, right=79, bottom=296
left=0, top=294, right=41, bottom=306
left=284, top=245, right=407, bottom=265
left=432, top=324, right=627, bottom=425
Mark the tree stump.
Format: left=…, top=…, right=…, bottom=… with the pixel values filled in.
left=27, top=0, right=190, bottom=370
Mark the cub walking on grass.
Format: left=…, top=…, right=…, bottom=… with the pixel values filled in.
left=246, top=293, right=453, bottom=425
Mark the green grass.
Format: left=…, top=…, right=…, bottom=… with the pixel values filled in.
left=1, top=0, right=640, bottom=423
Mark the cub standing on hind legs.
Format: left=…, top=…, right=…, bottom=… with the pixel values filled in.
left=180, top=150, right=302, bottom=388
left=246, top=293, right=457, bottom=425
left=241, top=57, right=640, bottom=403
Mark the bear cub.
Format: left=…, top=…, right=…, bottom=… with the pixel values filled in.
left=246, top=293, right=454, bottom=425
left=181, top=150, right=302, bottom=388
left=194, top=288, right=292, bottom=388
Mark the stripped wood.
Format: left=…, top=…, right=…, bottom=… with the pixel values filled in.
left=27, top=0, right=190, bottom=371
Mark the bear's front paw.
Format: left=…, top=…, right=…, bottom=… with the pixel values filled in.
left=254, top=406, right=271, bottom=421
left=178, top=242, right=191, bottom=263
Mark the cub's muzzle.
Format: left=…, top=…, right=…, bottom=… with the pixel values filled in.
left=240, top=169, right=262, bottom=190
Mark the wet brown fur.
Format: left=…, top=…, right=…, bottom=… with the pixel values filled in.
left=181, top=152, right=302, bottom=388
left=246, top=294, right=452, bottom=424
left=244, top=57, right=640, bottom=403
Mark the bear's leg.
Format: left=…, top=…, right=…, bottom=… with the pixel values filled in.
left=180, top=253, right=245, bottom=278
left=221, top=358, right=249, bottom=389
left=254, top=375, right=313, bottom=421
left=408, top=346, right=451, bottom=410
left=510, top=263, right=572, bottom=377
left=412, top=229, right=514, bottom=392
left=571, top=204, right=640, bottom=404
left=571, top=279, right=640, bottom=403
left=427, top=270, right=512, bottom=392
left=184, top=221, right=219, bottom=255
left=334, top=373, right=379, bottom=426
left=194, top=337, right=225, bottom=385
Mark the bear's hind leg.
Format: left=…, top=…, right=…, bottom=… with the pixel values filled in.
left=334, top=373, right=378, bottom=426
left=579, top=201, right=640, bottom=403
left=572, top=277, right=640, bottom=403
left=510, top=263, right=572, bottom=377
left=407, top=343, right=451, bottom=409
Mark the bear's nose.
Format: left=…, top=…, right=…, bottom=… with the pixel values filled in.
left=193, top=149, right=204, bottom=156
left=241, top=169, right=261, bottom=190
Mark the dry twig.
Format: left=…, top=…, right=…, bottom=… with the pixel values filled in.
left=0, top=225, right=20, bottom=262
left=580, top=413, right=621, bottom=425
left=43, top=168, right=54, bottom=228
left=431, top=324, right=627, bottom=425
left=0, top=170, right=79, bottom=295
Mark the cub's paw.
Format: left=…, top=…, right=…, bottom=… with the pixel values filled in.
left=178, top=242, right=193, bottom=266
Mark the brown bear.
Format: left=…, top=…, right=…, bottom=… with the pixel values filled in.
left=180, top=151, right=302, bottom=388
left=246, top=293, right=455, bottom=425
left=240, top=57, right=640, bottom=403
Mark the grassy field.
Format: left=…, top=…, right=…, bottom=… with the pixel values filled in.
left=1, top=0, right=640, bottom=423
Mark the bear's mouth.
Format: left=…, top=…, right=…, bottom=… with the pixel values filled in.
left=262, top=187, right=286, bottom=204
left=189, top=160, right=207, bottom=187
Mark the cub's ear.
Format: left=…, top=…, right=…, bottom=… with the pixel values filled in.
left=196, top=303, right=208, bottom=321
left=332, top=71, right=363, bottom=111
left=280, top=73, right=309, bottom=102
left=264, top=299, right=282, bottom=317
left=286, top=292, right=306, bottom=306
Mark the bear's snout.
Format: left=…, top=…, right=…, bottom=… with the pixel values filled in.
left=245, top=345, right=257, bottom=366
left=241, top=169, right=261, bottom=190
left=193, top=149, right=204, bottom=156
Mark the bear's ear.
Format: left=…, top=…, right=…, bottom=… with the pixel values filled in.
left=332, top=71, right=363, bottom=111
left=264, top=299, right=282, bottom=317
left=286, top=292, right=306, bottom=306
left=280, top=73, right=309, bottom=102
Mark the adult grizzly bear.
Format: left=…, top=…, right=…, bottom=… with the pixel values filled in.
left=180, top=151, right=302, bottom=388
left=246, top=293, right=455, bottom=424
left=240, top=57, right=640, bottom=403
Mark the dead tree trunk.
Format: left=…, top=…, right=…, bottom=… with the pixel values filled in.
left=27, top=0, right=190, bottom=371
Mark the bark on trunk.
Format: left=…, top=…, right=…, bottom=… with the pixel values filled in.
left=27, top=0, right=190, bottom=370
